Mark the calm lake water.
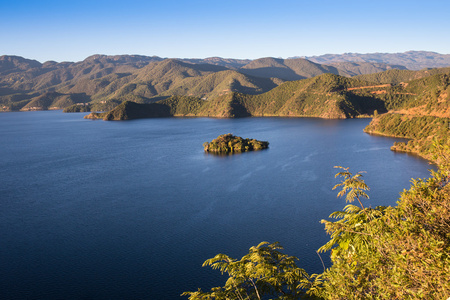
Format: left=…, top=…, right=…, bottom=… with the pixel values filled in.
left=0, top=111, right=434, bottom=299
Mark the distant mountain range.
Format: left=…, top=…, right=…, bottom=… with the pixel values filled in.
left=296, top=51, right=450, bottom=70
left=1, top=51, right=449, bottom=112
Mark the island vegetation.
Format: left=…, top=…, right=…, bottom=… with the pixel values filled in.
left=203, top=133, right=269, bottom=154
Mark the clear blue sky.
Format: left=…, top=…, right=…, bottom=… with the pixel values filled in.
left=1, top=0, right=449, bottom=62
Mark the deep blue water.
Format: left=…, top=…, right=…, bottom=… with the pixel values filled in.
left=0, top=111, right=434, bottom=299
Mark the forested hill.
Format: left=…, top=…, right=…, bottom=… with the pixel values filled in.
left=2, top=51, right=450, bottom=113
left=0, top=53, right=427, bottom=112
left=354, top=67, right=450, bottom=84
left=84, top=72, right=450, bottom=121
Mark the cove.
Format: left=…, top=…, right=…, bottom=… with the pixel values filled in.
left=0, top=111, right=434, bottom=299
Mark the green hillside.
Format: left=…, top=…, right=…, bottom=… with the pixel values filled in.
left=1, top=57, right=286, bottom=111
left=87, top=70, right=450, bottom=122
left=357, top=71, right=450, bottom=164
left=98, top=62, right=282, bottom=105
left=364, top=113, right=449, bottom=161
left=85, top=96, right=206, bottom=120
left=2, top=53, right=449, bottom=114
left=236, top=73, right=386, bottom=118
left=0, top=54, right=160, bottom=111
left=159, top=96, right=205, bottom=116
left=20, top=91, right=90, bottom=111
left=88, top=73, right=393, bottom=120
left=354, top=67, right=450, bottom=84
left=157, top=69, right=282, bottom=99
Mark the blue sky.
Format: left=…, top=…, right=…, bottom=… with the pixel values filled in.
left=1, top=0, right=449, bottom=62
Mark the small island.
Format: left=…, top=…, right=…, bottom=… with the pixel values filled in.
left=203, top=133, right=269, bottom=154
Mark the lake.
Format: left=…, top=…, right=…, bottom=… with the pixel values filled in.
left=0, top=111, right=434, bottom=299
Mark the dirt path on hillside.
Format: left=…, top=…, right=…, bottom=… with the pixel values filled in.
left=347, top=84, right=391, bottom=91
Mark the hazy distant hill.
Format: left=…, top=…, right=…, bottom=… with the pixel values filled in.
left=237, top=57, right=402, bottom=81
left=300, top=51, right=450, bottom=70
left=182, top=57, right=251, bottom=69
left=238, top=57, right=340, bottom=80
left=0, top=55, right=42, bottom=75
left=326, top=62, right=408, bottom=76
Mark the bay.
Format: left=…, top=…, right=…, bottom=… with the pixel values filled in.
left=0, top=111, right=433, bottom=299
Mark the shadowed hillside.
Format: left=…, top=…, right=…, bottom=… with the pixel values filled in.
left=86, top=74, right=390, bottom=120
left=327, top=61, right=408, bottom=76
left=239, top=57, right=340, bottom=80
left=86, top=71, right=450, bottom=122
left=235, top=73, right=386, bottom=118
left=0, top=56, right=282, bottom=111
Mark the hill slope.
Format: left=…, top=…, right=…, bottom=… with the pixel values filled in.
left=2, top=52, right=449, bottom=112
left=86, top=74, right=391, bottom=120
left=354, top=67, right=450, bottom=84
left=87, top=71, right=450, bottom=121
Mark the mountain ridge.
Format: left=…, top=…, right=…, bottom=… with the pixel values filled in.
left=2, top=51, right=450, bottom=112
left=298, top=51, right=450, bottom=70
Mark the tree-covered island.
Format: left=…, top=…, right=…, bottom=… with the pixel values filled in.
left=203, top=133, right=269, bottom=154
